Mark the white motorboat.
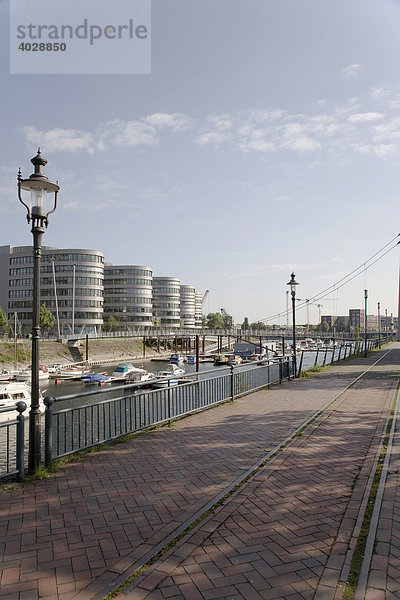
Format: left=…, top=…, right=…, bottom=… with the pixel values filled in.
left=49, top=365, right=90, bottom=380
left=164, top=363, right=185, bottom=376
left=151, top=371, right=179, bottom=388
left=15, top=364, right=50, bottom=383
left=110, top=362, right=145, bottom=381
left=124, top=369, right=153, bottom=384
left=0, top=381, right=45, bottom=422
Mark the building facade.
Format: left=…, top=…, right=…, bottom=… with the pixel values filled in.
left=152, top=277, right=181, bottom=328
left=180, top=285, right=196, bottom=329
left=0, top=245, right=104, bottom=335
left=195, top=292, right=203, bottom=328
left=103, top=265, right=153, bottom=329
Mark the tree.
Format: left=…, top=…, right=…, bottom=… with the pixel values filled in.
left=40, top=303, right=55, bottom=335
left=242, top=317, right=249, bottom=330
left=250, top=321, right=267, bottom=331
left=104, top=315, right=119, bottom=332
left=320, top=321, right=330, bottom=333
left=353, top=325, right=360, bottom=341
left=206, top=312, right=225, bottom=329
left=0, top=306, right=9, bottom=336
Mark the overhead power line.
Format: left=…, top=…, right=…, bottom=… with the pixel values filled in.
left=257, top=233, right=400, bottom=324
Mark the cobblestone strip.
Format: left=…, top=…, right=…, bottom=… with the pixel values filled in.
left=363, top=390, right=400, bottom=600
left=118, top=373, right=395, bottom=600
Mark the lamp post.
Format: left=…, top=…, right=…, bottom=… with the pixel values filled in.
left=377, top=302, right=381, bottom=348
left=17, top=149, right=59, bottom=474
left=364, top=289, right=368, bottom=357
left=287, top=272, right=299, bottom=377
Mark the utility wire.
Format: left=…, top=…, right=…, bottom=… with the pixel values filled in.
left=257, top=234, right=400, bottom=324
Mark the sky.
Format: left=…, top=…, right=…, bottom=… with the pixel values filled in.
left=1, top=0, right=400, bottom=326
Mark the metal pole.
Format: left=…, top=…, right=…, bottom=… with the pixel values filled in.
left=377, top=302, right=381, bottom=348
left=72, top=263, right=76, bottom=336
left=195, top=334, right=200, bottom=372
left=286, top=290, right=289, bottom=329
left=51, top=258, right=61, bottom=338
left=29, top=224, right=44, bottom=474
left=14, top=312, right=17, bottom=371
left=364, top=289, right=368, bottom=357
left=292, top=293, right=297, bottom=377
left=398, top=263, right=400, bottom=342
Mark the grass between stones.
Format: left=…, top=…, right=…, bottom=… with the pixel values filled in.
left=341, top=382, right=398, bottom=600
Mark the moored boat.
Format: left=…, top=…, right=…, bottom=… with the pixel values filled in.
left=81, top=373, right=111, bottom=385
left=0, top=381, right=45, bottom=422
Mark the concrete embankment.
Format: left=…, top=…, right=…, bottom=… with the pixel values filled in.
left=0, top=337, right=166, bottom=371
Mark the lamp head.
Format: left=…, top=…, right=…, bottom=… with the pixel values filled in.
left=17, top=149, right=59, bottom=226
left=287, top=272, right=299, bottom=296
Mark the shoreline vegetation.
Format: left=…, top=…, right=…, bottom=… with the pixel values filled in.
left=0, top=338, right=168, bottom=371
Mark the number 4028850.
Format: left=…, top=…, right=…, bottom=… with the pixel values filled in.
left=19, top=42, right=67, bottom=51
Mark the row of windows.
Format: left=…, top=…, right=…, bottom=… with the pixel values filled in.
left=153, top=287, right=181, bottom=295
left=41, top=277, right=103, bottom=286
left=105, top=297, right=152, bottom=304
left=41, top=288, right=103, bottom=297
left=10, top=253, right=104, bottom=265
left=105, top=279, right=151, bottom=286
left=10, top=267, right=34, bottom=276
left=104, top=307, right=151, bottom=314
left=109, top=315, right=153, bottom=323
left=9, top=289, right=32, bottom=298
left=8, top=300, right=103, bottom=310
left=42, top=265, right=104, bottom=275
left=43, top=253, right=104, bottom=263
left=46, top=299, right=103, bottom=309
left=105, top=269, right=152, bottom=277
left=104, top=288, right=152, bottom=296
left=7, top=311, right=103, bottom=321
left=153, top=302, right=180, bottom=309
left=10, top=266, right=103, bottom=277
left=9, top=279, right=32, bottom=287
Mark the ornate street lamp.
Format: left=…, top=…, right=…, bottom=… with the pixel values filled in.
left=377, top=302, right=381, bottom=348
left=287, top=272, right=299, bottom=377
left=17, top=149, right=59, bottom=474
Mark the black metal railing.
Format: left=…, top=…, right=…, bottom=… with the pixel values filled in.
left=0, top=336, right=389, bottom=478
left=43, top=357, right=294, bottom=466
left=0, top=402, right=27, bottom=481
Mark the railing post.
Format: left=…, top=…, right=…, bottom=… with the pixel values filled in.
left=322, top=348, right=327, bottom=366
left=314, top=348, right=319, bottom=367
left=331, top=347, right=335, bottom=364
left=297, top=351, right=304, bottom=378
left=230, top=365, right=235, bottom=402
left=16, top=401, right=27, bottom=482
left=167, top=379, right=172, bottom=425
left=279, top=357, right=283, bottom=384
left=44, top=396, right=55, bottom=468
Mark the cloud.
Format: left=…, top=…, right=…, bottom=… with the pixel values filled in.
left=107, top=120, right=159, bottom=147
left=348, top=112, right=384, bottom=123
left=144, top=112, right=193, bottom=131
left=21, top=126, right=98, bottom=153
left=341, top=64, right=363, bottom=78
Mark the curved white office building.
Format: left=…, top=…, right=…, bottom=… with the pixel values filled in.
left=195, top=292, right=203, bottom=328
left=1, top=245, right=104, bottom=335
left=103, top=265, right=153, bottom=329
left=180, top=285, right=196, bottom=329
left=152, top=277, right=181, bottom=328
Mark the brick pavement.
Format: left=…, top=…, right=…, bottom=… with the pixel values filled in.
left=118, top=345, right=400, bottom=600
left=0, top=345, right=399, bottom=599
left=364, top=387, right=400, bottom=600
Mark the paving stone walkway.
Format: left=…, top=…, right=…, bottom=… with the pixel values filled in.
left=0, top=344, right=399, bottom=600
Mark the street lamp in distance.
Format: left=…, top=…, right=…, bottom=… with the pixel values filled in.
left=287, top=272, right=299, bottom=377
left=17, top=149, right=59, bottom=474
left=364, top=289, right=368, bottom=357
